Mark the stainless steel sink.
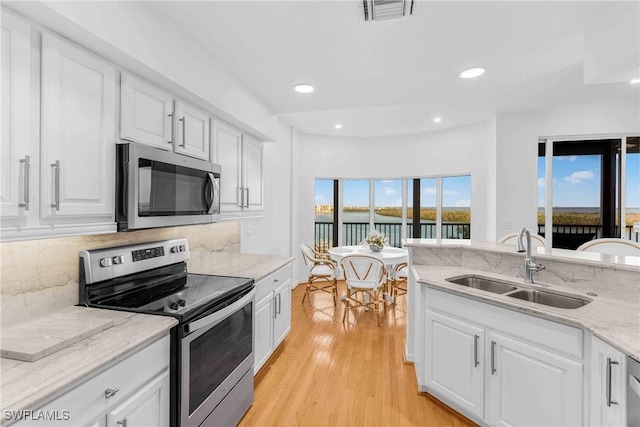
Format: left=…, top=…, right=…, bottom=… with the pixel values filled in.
left=446, top=275, right=518, bottom=294
left=506, top=289, right=591, bottom=309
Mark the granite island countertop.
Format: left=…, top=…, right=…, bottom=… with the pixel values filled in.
left=412, top=265, right=640, bottom=362
left=0, top=308, right=177, bottom=422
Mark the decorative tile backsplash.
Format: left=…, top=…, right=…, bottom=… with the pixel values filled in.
left=0, top=222, right=240, bottom=326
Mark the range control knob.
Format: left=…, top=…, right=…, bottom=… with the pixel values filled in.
left=170, top=246, right=179, bottom=253
left=177, top=299, right=186, bottom=307
left=99, top=258, right=113, bottom=267
left=112, top=255, right=125, bottom=265
left=169, top=302, right=179, bottom=311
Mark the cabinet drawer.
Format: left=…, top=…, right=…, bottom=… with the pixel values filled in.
left=425, top=287, right=583, bottom=360
left=255, top=263, right=292, bottom=302
left=15, top=335, right=170, bottom=426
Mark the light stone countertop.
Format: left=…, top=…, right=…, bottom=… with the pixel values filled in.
left=0, top=308, right=177, bottom=421
left=188, top=252, right=295, bottom=282
left=412, top=265, right=640, bottom=362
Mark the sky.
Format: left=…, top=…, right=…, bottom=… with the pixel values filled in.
left=315, top=176, right=472, bottom=209
left=538, top=153, right=640, bottom=208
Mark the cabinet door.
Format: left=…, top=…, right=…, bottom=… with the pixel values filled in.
left=273, top=279, right=292, bottom=347
left=424, top=310, right=485, bottom=419
left=590, top=337, right=627, bottom=426
left=254, top=293, right=275, bottom=374
left=1, top=11, right=32, bottom=220
left=212, top=121, right=243, bottom=212
left=174, top=100, right=210, bottom=160
left=107, top=369, right=170, bottom=427
left=40, top=34, right=115, bottom=220
left=488, top=332, right=582, bottom=427
left=242, top=134, right=264, bottom=211
left=120, top=73, right=173, bottom=150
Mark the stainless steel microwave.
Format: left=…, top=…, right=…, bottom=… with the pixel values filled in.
left=116, top=142, right=221, bottom=231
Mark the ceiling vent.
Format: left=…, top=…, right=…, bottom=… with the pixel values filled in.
left=360, top=0, right=415, bottom=23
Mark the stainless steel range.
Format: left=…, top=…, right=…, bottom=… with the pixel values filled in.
left=79, top=238, right=254, bottom=427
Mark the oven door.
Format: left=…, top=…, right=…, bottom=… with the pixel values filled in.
left=117, top=143, right=221, bottom=231
left=181, top=288, right=254, bottom=427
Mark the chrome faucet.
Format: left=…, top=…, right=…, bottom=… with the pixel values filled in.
left=517, top=227, right=545, bottom=284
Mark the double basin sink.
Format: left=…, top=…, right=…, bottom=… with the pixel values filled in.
left=445, top=275, right=591, bottom=309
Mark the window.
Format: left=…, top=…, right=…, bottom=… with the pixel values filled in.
left=315, top=175, right=472, bottom=248
left=538, top=136, right=639, bottom=248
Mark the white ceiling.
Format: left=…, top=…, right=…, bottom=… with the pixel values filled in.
left=147, top=1, right=639, bottom=137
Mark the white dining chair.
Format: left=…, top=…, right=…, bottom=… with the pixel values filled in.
left=390, top=262, right=408, bottom=302
left=576, top=238, right=640, bottom=256
left=339, top=255, right=387, bottom=326
left=300, top=243, right=338, bottom=305
left=498, top=232, right=547, bottom=248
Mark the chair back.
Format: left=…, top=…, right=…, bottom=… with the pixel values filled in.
left=576, top=238, right=640, bottom=256
left=300, top=243, right=316, bottom=267
left=340, top=255, right=385, bottom=288
left=498, top=232, right=546, bottom=248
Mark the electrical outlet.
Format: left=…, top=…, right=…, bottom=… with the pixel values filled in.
left=504, top=221, right=513, bottom=230
left=244, top=225, right=253, bottom=236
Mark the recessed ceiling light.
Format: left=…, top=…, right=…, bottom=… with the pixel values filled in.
left=459, top=67, right=486, bottom=79
left=293, top=84, right=315, bottom=93
left=631, top=78, right=640, bottom=84
left=433, top=117, right=442, bottom=123
left=334, top=124, right=342, bottom=129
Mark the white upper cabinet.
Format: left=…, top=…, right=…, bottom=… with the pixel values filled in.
left=212, top=121, right=243, bottom=212
left=1, top=11, right=32, bottom=222
left=175, top=100, right=210, bottom=160
left=120, top=73, right=210, bottom=161
left=40, top=33, right=115, bottom=220
left=120, top=73, right=173, bottom=151
left=212, top=120, right=264, bottom=216
left=242, top=134, right=264, bottom=211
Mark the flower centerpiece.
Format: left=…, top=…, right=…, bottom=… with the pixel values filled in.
left=364, top=229, right=388, bottom=252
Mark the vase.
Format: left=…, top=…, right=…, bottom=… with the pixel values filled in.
left=369, top=244, right=383, bottom=252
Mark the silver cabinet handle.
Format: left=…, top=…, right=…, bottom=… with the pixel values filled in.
left=238, top=187, right=244, bottom=208
left=606, top=357, right=619, bottom=406
left=490, top=340, right=496, bottom=375
left=245, top=187, right=250, bottom=208
left=50, top=160, right=60, bottom=210
left=167, top=112, right=174, bottom=145
left=104, top=388, right=119, bottom=399
left=179, top=117, right=186, bottom=147
left=474, top=335, right=479, bottom=368
left=117, top=419, right=127, bottom=427
left=277, top=292, right=282, bottom=315
left=272, top=295, right=277, bottom=319
left=19, top=155, right=31, bottom=211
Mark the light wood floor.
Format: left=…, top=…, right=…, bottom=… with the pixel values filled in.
left=238, top=281, right=477, bottom=427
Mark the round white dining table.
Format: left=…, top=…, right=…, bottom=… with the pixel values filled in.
left=328, top=245, right=408, bottom=266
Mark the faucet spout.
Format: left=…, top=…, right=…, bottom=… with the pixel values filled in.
left=518, top=227, right=544, bottom=284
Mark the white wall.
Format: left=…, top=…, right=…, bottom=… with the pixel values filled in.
left=494, top=98, right=640, bottom=240
left=293, top=123, right=491, bottom=284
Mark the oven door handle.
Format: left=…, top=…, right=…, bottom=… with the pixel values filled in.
left=185, top=289, right=255, bottom=334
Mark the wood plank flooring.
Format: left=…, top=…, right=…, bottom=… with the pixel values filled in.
left=239, top=281, right=477, bottom=427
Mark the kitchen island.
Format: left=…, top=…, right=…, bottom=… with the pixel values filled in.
left=405, top=238, right=640, bottom=426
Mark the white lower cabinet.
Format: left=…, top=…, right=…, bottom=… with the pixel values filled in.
left=488, top=333, right=582, bottom=427
left=422, top=287, right=584, bottom=426
left=589, top=337, right=627, bottom=426
left=424, top=310, right=485, bottom=419
left=253, top=262, right=292, bottom=374
left=11, top=335, right=170, bottom=427
left=106, top=370, right=169, bottom=427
